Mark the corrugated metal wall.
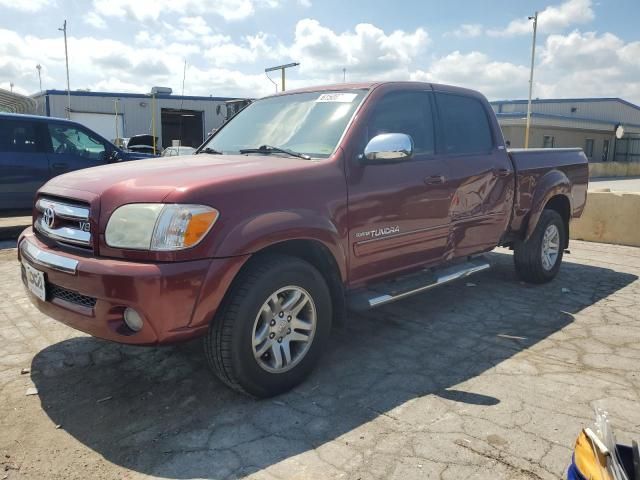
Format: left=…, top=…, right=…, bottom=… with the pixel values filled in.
left=491, top=99, right=640, bottom=126
left=38, top=93, right=230, bottom=146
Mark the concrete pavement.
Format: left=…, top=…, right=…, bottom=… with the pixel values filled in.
left=1, top=241, right=639, bottom=479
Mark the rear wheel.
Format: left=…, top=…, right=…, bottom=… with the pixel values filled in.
left=514, top=209, right=566, bottom=284
left=205, top=254, right=332, bottom=398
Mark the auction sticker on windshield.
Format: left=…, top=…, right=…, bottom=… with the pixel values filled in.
left=23, top=262, right=46, bottom=301
left=316, top=93, right=358, bottom=103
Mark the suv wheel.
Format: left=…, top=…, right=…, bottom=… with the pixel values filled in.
left=514, top=209, right=566, bottom=284
left=205, top=254, right=332, bottom=398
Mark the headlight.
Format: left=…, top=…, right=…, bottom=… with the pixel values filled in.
left=105, top=204, right=219, bottom=251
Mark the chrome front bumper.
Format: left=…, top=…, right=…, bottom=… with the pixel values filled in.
left=19, top=237, right=79, bottom=274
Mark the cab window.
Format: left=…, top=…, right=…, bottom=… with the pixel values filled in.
left=367, top=91, right=435, bottom=156
left=48, top=124, right=107, bottom=161
left=436, top=93, right=493, bottom=155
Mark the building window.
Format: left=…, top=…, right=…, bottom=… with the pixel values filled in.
left=543, top=135, right=555, bottom=148
left=584, top=138, right=594, bottom=158
left=602, top=140, right=609, bottom=162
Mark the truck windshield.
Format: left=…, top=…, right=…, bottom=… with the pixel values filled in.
left=201, top=89, right=368, bottom=159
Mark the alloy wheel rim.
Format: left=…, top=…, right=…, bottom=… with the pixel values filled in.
left=251, top=286, right=317, bottom=373
left=541, top=224, right=560, bottom=271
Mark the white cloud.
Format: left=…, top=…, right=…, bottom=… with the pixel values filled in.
left=0, top=0, right=52, bottom=11
left=445, top=24, right=483, bottom=38
left=84, top=12, right=107, bottom=29
left=298, top=0, right=311, bottom=6
left=289, top=19, right=429, bottom=80
left=487, top=0, right=594, bottom=37
left=178, top=16, right=212, bottom=37
left=411, top=51, right=529, bottom=99
left=2, top=7, right=640, bottom=106
left=91, top=0, right=280, bottom=22
left=182, top=29, right=285, bottom=67
left=535, top=30, right=640, bottom=101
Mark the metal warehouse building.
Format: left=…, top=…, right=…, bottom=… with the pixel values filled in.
left=491, top=98, right=640, bottom=163
left=32, top=89, right=241, bottom=149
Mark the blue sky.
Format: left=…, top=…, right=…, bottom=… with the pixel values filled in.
left=1, top=0, right=639, bottom=103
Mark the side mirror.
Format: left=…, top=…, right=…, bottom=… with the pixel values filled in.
left=107, top=150, right=122, bottom=163
left=361, top=133, right=414, bottom=164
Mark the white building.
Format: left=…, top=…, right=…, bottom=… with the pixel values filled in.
left=32, top=89, right=243, bottom=149
left=491, top=97, right=640, bottom=163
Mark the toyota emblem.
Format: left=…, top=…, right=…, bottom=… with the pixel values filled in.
left=43, top=207, right=55, bottom=228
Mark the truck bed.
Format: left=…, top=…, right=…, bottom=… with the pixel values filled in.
left=508, top=147, right=589, bottom=235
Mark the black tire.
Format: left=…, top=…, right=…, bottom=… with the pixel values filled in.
left=205, top=254, right=332, bottom=398
left=514, top=209, right=566, bottom=284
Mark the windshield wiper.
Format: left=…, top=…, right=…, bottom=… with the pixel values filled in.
left=197, top=147, right=223, bottom=155
left=239, top=145, right=311, bottom=160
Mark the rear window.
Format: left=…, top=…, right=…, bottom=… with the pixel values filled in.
left=0, top=119, right=39, bottom=153
left=436, top=93, right=493, bottom=155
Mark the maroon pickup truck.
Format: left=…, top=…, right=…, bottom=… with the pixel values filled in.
left=18, top=82, right=588, bottom=397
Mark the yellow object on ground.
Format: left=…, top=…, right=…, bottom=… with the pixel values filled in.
left=574, top=429, right=613, bottom=480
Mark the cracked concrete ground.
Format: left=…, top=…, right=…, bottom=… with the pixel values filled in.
left=1, top=240, right=639, bottom=480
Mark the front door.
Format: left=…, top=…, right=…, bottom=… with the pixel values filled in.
left=433, top=92, right=515, bottom=259
left=346, top=89, right=450, bottom=286
left=45, top=123, right=109, bottom=178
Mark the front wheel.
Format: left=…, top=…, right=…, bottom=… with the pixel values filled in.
left=514, top=209, right=566, bottom=284
left=205, top=254, right=332, bottom=398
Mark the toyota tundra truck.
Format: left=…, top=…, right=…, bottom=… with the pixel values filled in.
left=18, top=82, right=588, bottom=397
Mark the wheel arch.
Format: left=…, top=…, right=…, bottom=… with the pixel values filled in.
left=249, top=239, right=347, bottom=326
left=524, top=170, right=572, bottom=245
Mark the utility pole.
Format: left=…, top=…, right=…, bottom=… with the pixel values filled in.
left=151, top=93, right=157, bottom=154
left=58, top=20, right=71, bottom=119
left=343, top=68, right=346, bottom=82
left=524, top=11, right=538, bottom=149
left=36, top=64, right=42, bottom=92
left=114, top=99, right=120, bottom=140
left=9, top=82, right=13, bottom=92
left=265, top=62, right=299, bottom=92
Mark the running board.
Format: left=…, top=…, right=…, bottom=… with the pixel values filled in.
left=348, top=257, right=490, bottom=310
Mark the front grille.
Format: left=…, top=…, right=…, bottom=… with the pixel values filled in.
left=49, top=284, right=97, bottom=308
left=34, top=196, right=92, bottom=250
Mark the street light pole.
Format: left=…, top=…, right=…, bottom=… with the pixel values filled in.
left=265, top=62, right=300, bottom=92
left=524, top=11, right=538, bottom=149
left=36, top=64, right=42, bottom=92
left=58, top=20, right=71, bottom=119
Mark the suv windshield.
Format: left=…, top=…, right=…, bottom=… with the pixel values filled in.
left=201, top=89, right=368, bottom=159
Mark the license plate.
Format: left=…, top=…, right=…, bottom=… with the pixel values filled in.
left=23, top=262, right=46, bottom=301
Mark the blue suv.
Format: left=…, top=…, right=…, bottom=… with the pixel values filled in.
left=0, top=113, right=153, bottom=211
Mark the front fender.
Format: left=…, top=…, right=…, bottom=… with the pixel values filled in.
left=213, top=210, right=348, bottom=281
left=525, top=170, right=572, bottom=240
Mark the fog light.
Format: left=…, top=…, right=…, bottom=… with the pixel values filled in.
left=123, top=308, right=144, bottom=332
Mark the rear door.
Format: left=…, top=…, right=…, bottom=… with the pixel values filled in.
left=346, top=89, right=451, bottom=286
left=434, top=92, right=514, bottom=258
left=45, top=122, right=110, bottom=178
left=0, top=118, right=50, bottom=211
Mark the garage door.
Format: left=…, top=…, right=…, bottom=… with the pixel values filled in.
left=69, top=112, right=124, bottom=142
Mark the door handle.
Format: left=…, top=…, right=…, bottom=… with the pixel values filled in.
left=424, top=175, right=445, bottom=185
left=494, top=168, right=511, bottom=177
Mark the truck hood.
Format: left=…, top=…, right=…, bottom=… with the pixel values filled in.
left=44, top=153, right=311, bottom=204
